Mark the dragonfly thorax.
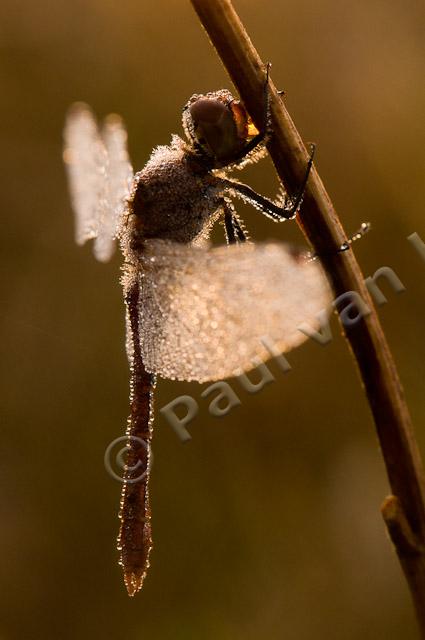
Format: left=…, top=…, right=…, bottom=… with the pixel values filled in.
left=129, top=136, right=222, bottom=245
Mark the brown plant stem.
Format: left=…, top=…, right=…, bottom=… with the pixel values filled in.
left=190, top=0, right=425, bottom=632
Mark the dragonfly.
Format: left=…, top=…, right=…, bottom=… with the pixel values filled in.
left=63, top=72, right=332, bottom=596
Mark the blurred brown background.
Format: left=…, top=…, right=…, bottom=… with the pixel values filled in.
left=1, top=0, right=425, bottom=638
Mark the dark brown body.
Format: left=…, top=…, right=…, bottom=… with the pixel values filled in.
left=65, top=80, right=316, bottom=597
left=115, top=78, right=313, bottom=596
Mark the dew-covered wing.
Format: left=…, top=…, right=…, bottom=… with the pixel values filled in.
left=137, top=240, right=332, bottom=383
left=63, top=103, right=133, bottom=262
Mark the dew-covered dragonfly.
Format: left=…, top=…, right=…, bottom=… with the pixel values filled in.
left=63, top=75, right=331, bottom=596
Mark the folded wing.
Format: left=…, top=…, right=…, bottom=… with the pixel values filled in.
left=63, top=103, right=133, bottom=262
left=137, top=240, right=332, bottom=383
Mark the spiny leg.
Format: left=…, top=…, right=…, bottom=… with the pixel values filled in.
left=222, top=200, right=249, bottom=244
left=225, top=63, right=272, bottom=166
left=339, top=222, right=371, bottom=252
left=219, top=143, right=316, bottom=221
left=308, top=222, right=371, bottom=261
left=226, top=70, right=286, bottom=167
left=117, top=273, right=156, bottom=596
left=232, top=216, right=249, bottom=243
left=224, top=207, right=237, bottom=244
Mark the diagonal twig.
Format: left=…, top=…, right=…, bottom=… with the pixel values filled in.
left=190, top=0, right=425, bottom=633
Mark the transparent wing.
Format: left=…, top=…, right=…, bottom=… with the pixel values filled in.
left=95, top=114, right=134, bottom=261
left=63, top=103, right=133, bottom=262
left=137, top=240, right=332, bottom=383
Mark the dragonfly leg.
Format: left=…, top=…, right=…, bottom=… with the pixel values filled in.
left=338, top=222, right=371, bottom=252
left=225, top=71, right=285, bottom=167
left=223, top=206, right=237, bottom=244
left=225, top=63, right=272, bottom=166
left=308, top=222, right=371, bottom=261
left=232, top=215, right=249, bottom=243
left=222, top=199, right=249, bottom=244
left=219, top=143, right=315, bottom=221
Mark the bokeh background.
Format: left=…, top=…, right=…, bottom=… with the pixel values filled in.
left=1, top=0, right=425, bottom=638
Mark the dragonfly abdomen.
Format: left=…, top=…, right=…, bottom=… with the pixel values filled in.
left=117, top=276, right=156, bottom=596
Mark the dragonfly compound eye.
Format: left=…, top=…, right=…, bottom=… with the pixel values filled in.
left=188, top=96, right=243, bottom=162
left=189, top=97, right=228, bottom=125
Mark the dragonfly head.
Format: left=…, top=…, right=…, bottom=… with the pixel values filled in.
left=182, top=90, right=259, bottom=167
